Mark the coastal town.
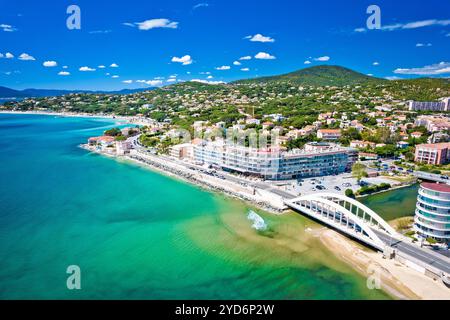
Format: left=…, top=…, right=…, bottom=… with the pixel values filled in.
left=2, top=67, right=450, bottom=299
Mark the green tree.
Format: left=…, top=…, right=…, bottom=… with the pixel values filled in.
left=352, top=163, right=368, bottom=183
left=104, top=128, right=122, bottom=136
left=345, top=189, right=355, bottom=198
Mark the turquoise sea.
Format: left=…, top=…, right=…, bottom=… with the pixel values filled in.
left=0, top=114, right=390, bottom=299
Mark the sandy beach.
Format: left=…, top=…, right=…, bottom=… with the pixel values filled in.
left=0, top=110, right=151, bottom=126
left=317, top=228, right=450, bottom=300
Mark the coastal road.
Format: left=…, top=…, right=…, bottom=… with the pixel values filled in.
left=177, top=159, right=297, bottom=199
left=373, top=230, right=450, bottom=274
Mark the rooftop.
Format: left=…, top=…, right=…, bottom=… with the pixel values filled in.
left=416, top=142, right=450, bottom=150
left=421, top=182, right=450, bottom=193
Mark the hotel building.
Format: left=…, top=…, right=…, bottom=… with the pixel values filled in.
left=414, top=142, right=450, bottom=165
left=193, top=141, right=357, bottom=180
left=408, top=98, right=450, bottom=112
left=414, top=183, right=450, bottom=244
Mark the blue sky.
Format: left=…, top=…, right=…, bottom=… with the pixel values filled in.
left=0, top=0, right=449, bottom=90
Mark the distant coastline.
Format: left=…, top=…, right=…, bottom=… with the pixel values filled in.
left=0, top=110, right=149, bottom=126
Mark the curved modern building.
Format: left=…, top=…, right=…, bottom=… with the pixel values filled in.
left=414, top=183, right=450, bottom=244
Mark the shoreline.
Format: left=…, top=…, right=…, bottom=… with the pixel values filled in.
left=0, top=110, right=150, bottom=126
left=6, top=111, right=450, bottom=300
left=82, top=146, right=450, bottom=300
left=81, top=145, right=285, bottom=215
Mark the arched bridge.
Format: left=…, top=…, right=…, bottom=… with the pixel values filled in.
left=284, top=193, right=398, bottom=251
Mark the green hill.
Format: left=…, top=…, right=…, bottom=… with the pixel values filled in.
left=234, top=65, right=385, bottom=86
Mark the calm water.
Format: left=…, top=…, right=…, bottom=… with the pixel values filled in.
left=361, top=184, right=419, bottom=221
left=0, top=114, right=390, bottom=300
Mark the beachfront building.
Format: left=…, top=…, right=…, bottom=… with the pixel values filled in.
left=408, top=98, right=450, bottom=112
left=169, top=143, right=194, bottom=160
left=88, top=136, right=116, bottom=151
left=414, top=183, right=450, bottom=244
left=414, top=142, right=450, bottom=165
left=317, top=129, right=341, bottom=141
left=193, top=141, right=356, bottom=180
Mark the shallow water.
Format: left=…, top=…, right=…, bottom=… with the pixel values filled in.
left=0, top=114, right=390, bottom=299
left=361, top=184, right=419, bottom=221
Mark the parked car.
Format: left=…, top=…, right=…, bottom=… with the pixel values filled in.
left=334, top=186, right=341, bottom=191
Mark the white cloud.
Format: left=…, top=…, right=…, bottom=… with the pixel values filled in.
left=373, top=61, right=380, bottom=66
left=62, top=65, right=68, bottom=69
left=0, top=24, right=16, bottom=32
left=241, top=68, right=250, bottom=71
left=393, top=62, right=450, bottom=75
left=133, top=18, right=179, bottom=30
left=89, top=30, right=111, bottom=34
left=98, top=65, right=106, bottom=69
left=79, top=66, right=96, bottom=72
left=43, top=61, right=58, bottom=67
left=18, top=53, right=35, bottom=61
left=233, top=61, right=241, bottom=66
left=145, top=80, right=163, bottom=86
left=191, top=79, right=225, bottom=85
left=172, top=55, right=193, bottom=65
left=193, top=3, right=209, bottom=10
left=0, top=53, right=3, bottom=58
left=254, top=52, right=276, bottom=60
left=167, top=78, right=177, bottom=82
left=246, top=33, right=275, bottom=43
left=207, top=75, right=213, bottom=79
left=385, top=76, right=402, bottom=80
left=122, top=80, right=133, bottom=84
left=355, top=19, right=450, bottom=33
left=402, top=19, right=450, bottom=29
left=111, top=75, right=119, bottom=78
left=314, top=56, right=330, bottom=62
left=58, top=71, right=71, bottom=76
left=5, top=52, right=14, bottom=59
left=215, top=65, right=231, bottom=70
left=416, top=43, right=432, bottom=47
left=367, top=74, right=374, bottom=76
left=110, top=63, right=119, bottom=68
left=239, top=56, right=252, bottom=60
left=304, top=60, right=311, bottom=65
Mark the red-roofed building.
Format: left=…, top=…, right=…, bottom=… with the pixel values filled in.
left=317, top=129, right=341, bottom=140
left=414, top=142, right=450, bottom=165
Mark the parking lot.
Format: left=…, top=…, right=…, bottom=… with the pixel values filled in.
left=266, top=172, right=400, bottom=197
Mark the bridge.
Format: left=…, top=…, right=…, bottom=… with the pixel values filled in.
left=413, top=171, right=450, bottom=184
left=284, top=193, right=398, bottom=251
left=284, top=192, right=450, bottom=276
